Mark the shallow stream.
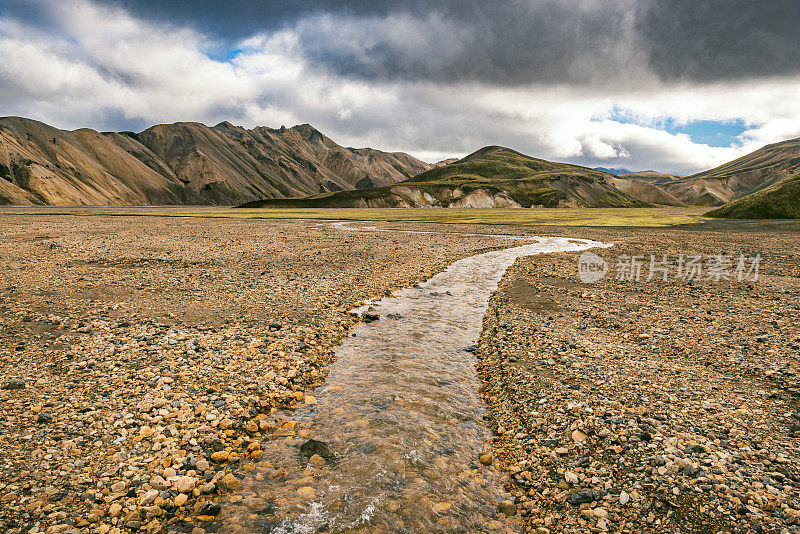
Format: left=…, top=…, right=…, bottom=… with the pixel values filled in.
left=226, top=228, right=605, bottom=533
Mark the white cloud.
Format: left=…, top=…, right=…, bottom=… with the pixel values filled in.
left=1, top=0, right=799, bottom=174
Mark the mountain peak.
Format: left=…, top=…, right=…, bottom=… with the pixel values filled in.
left=459, top=145, right=525, bottom=163
left=288, top=123, right=321, bottom=135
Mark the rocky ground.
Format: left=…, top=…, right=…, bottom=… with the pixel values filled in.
left=3, top=214, right=799, bottom=534
left=478, top=227, right=800, bottom=533
left=0, top=215, right=506, bottom=534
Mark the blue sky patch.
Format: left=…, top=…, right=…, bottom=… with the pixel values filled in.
left=663, top=119, right=749, bottom=147
left=205, top=48, right=244, bottom=63
left=603, top=108, right=753, bottom=148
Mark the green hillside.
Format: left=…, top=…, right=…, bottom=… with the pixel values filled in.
left=705, top=173, right=800, bottom=219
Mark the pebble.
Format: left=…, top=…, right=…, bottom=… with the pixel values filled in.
left=36, top=412, right=52, bottom=424
left=497, top=500, right=517, bottom=516
left=297, top=486, right=316, bottom=500
left=221, top=473, right=240, bottom=490
left=175, top=476, right=197, bottom=493
left=139, top=490, right=158, bottom=506
left=2, top=379, right=23, bottom=390
left=210, top=451, right=229, bottom=463
left=308, top=454, right=326, bottom=468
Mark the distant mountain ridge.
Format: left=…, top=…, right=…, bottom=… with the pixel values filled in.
left=605, top=175, right=685, bottom=206
left=0, top=117, right=432, bottom=205
left=617, top=170, right=683, bottom=183
left=595, top=167, right=632, bottom=176
left=3, top=114, right=799, bottom=214
left=598, top=138, right=800, bottom=212
left=243, top=145, right=649, bottom=208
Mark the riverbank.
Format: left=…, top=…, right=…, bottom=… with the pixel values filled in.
left=0, top=216, right=511, bottom=533
left=477, top=227, right=800, bottom=533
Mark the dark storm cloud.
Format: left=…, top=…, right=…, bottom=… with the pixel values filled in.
left=639, top=0, right=800, bottom=81
left=296, top=0, right=800, bottom=85
left=290, top=1, right=646, bottom=86
left=0, top=0, right=395, bottom=39
left=3, top=0, right=798, bottom=85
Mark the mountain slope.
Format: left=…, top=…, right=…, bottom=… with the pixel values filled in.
left=132, top=122, right=431, bottom=203
left=606, top=176, right=686, bottom=206
left=664, top=137, right=800, bottom=206
left=705, top=173, right=800, bottom=219
left=0, top=117, right=432, bottom=205
left=243, top=145, right=649, bottom=208
left=0, top=117, right=205, bottom=205
left=616, top=170, right=682, bottom=184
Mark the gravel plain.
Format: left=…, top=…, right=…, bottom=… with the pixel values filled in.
left=0, top=215, right=507, bottom=534
left=2, top=215, right=798, bottom=534
left=478, top=227, right=800, bottom=533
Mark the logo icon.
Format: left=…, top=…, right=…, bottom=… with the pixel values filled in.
left=578, top=251, right=608, bottom=283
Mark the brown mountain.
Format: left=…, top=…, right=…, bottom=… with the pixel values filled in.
left=605, top=176, right=686, bottom=206
left=0, top=117, right=432, bottom=205
left=0, top=117, right=204, bottom=205
left=663, top=137, right=800, bottom=206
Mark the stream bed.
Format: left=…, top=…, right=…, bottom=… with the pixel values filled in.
left=225, top=232, right=605, bottom=533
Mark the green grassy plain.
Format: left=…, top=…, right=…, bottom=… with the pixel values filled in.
left=3, top=206, right=710, bottom=227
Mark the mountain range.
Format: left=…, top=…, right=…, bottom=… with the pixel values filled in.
left=0, top=117, right=432, bottom=205
left=244, top=145, right=647, bottom=208
left=1, top=115, right=798, bottom=218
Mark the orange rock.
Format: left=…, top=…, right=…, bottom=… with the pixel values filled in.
left=210, top=451, right=229, bottom=463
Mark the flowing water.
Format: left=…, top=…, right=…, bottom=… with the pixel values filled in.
left=225, top=229, right=606, bottom=533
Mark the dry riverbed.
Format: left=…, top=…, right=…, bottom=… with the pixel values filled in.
left=478, top=227, right=800, bottom=533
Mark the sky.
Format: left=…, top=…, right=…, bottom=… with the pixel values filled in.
left=0, top=0, right=799, bottom=175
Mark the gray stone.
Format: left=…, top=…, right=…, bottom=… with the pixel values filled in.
left=2, top=379, right=23, bottom=390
